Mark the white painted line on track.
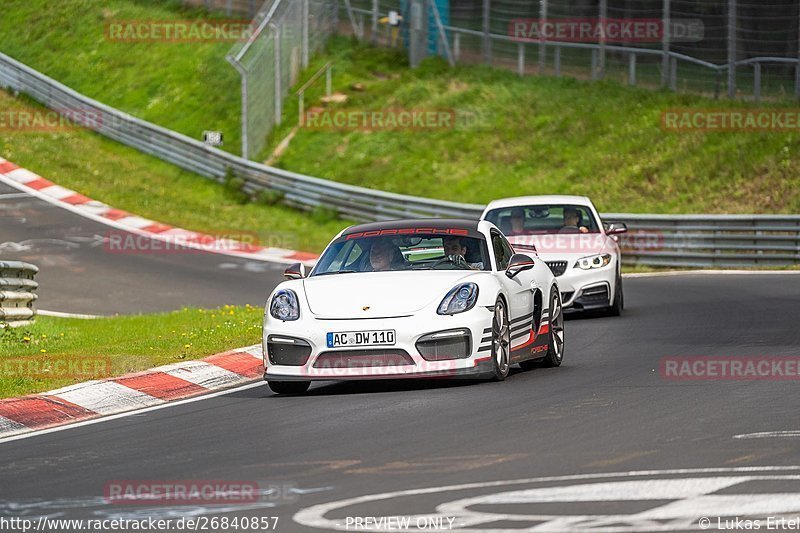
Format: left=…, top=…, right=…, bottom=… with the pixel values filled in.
left=733, top=430, right=800, bottom=439
left=624, top=269, right=800, bottom=278
left=38, top=309, right=103, bottom=319
left=0, top=381, right=266, bottom=445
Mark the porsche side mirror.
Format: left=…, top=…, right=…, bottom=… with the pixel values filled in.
left=605, top=222, right=628, bottom=235
left=505, top=254, right=535, bottom=279
left=284, top=262, right=306, bottom=280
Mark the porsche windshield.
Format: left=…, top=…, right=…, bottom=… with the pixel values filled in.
left=484, top=204, right=601, bottom=236
left=312, top=232, right=491, bottom=274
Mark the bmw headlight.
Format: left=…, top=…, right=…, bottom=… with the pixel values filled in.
left=269, top=289, right=300, bottom=321
left=437, top=283, right=479, bottom=315
left=575, top=253, right=612, bottom=270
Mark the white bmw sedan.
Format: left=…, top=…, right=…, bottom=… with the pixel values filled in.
left=481, top=196, right=628, bottom=316
left=263, top=219, right=564, bottom=394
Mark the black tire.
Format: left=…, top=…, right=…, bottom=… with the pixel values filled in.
left=489, top=297, right=511, bottom=381
left=539, top=288, right=564, bottom=367
left=268, top=381, right=311, bottom=395
left=608, top=273, right=623, bottom=317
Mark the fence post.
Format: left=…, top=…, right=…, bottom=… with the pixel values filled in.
left=597, top=0, right=607, bottom=80
left=371, top=0, right=379, bottom=44
left=554, top=45, right=561, bottom=77
left=483, top=0, right=491, bottom=65
left=273, top=24, right=282, bottom=126
left=538, top=0, right=547, bottom=73
left=727, top=0, right=736, bottom=98
left=302, top=0, right=310, bottom=68
left=661, top=0, right=670, bottom=88
left=754, top=62, right=761, bottom=103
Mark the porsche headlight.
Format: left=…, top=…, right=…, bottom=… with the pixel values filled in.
left=575, top=253, right=612, bottom=270
left=269, top=289, right=300, bottom=321
left=437, top=283, right=479, bottom=315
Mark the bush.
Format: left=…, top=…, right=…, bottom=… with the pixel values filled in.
left=311, top=205, right=339, bottom=223
left=253, top=189, right=285, bottom=206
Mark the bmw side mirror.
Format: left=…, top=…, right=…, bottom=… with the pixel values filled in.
left=505, top=254, right=535, bottom=279
left=605, top=222, right=628, bottom=235
left=284, top=262, right=306, bottom=280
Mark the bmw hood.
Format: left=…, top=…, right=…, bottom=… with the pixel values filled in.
left=302, top=271, right=480, bottom=319
left=507, top=234, right=616, bottom=262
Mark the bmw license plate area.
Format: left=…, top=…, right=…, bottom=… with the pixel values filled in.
left=326, top=330, right=396, bottom=348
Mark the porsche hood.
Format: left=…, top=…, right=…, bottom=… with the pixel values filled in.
left=301, top=271, right=482, bottom=319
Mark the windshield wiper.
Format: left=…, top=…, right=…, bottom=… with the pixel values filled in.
left=313, top=270, right=358, bottom=276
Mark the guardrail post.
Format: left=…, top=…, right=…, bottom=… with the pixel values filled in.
left=0, top=262, right=38, bottom=328
left=482, top=0, right=491, bottom=65
left=670, top=57, right=677, bottom=91
left=517, top=43, right=525, bottom=76
left=628, top=53, right=636, bottom=86
left=454, top=32, right=461, bottom=62
left=728, top=0, right=736, bottom=98
left=591, top=49, right=598, bottom=81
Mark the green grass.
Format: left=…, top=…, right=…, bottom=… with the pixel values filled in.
left=0, top=305, right=261, bottom=398
left=267, top=36, right=800, bottom=214
left=0, top=0, right=242, bottom=154
left=0, top=90, right=350, bottom=253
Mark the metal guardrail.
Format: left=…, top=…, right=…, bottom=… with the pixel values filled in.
left=0, top=261, right=38, bottom=327
left=0, top=52, right=798, bottom=268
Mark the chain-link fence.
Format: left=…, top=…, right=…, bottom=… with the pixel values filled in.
left=227, top=0, right=337, bottom=159
left=341, top=0, right=800, bottom=101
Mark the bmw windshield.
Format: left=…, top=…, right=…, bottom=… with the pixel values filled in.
left=485, top=204, right=601, bottom=236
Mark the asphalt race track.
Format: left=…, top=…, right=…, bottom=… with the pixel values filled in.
left=0, top=182, right=286, bottom=314
left=2, top=273, right=800, bottom=531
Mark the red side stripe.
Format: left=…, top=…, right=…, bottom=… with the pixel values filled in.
left=511, top=329, right=537, bottom=352
left=205, top=352, right=263, bottom=378
left=102, top=209, right=132, bottom=221
left=285, top=251, right=320, bottom=261
left=25, top=178, right=55, bottom=190
left=141, top=223, right=173, bottom=234
left=0, top=396, right=96, bottom=428
left=0, top=161, right=19, bottom=174
left=538, top=324, right=550, bottom=335
left=62, top=193, right=92, bottom=205
left=113, top=372, right=206, bottom=401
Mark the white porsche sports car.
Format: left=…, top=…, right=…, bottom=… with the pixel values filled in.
left=481, top=195, right=627, bottom=315
left=262, top=219, right=564, bottom=394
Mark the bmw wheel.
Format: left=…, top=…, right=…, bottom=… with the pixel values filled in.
left=490, top=298, right=511, bottom=381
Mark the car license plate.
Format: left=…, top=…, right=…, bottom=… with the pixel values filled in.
left=326, top=330, right=396, bottom=348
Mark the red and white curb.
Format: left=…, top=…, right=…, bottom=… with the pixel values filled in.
left=0, top=157, right=319, bottom=266
left=0, top=345, right=264, bottom=439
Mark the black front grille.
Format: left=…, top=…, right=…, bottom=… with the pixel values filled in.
left=313, top=349, right=414, bottom=368
left=580, top=285, right=609, bottom=302
left=546, top=261, right=568, bottom=277
left=416, top=336, right=471, bottom=361
left=267, top=336, right=312, bottom=366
